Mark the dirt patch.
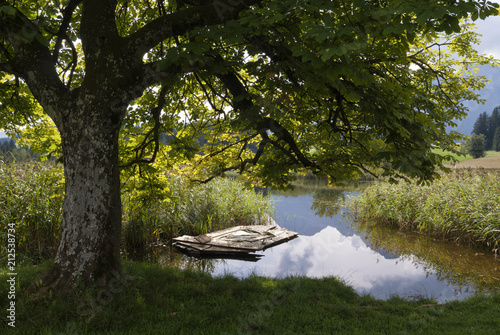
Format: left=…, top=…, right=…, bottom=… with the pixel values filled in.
left=451, top=152, right=500, bottom=169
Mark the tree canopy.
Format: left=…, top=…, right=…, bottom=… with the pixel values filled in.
left=1, top=0, right=498, bottom=184
left=0, top=0, right=498, bottom=291
left=464, top=133, right=487, bottom=158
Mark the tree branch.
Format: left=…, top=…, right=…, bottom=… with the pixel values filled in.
left=80, top=0, right=120, bottom=62
left=208, top=54, right=323, bottom=174
left=120, top=85, right=169, bottom=168
left=0, top=62, right=18, bottom=75
left=52, top=0, right=83, bottom=63
left=125, top=0, right=261, bottom=57
left=0, top=2, right=67, bottom=123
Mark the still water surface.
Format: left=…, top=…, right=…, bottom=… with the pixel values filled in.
left=154, top=181, right=500, bottom=303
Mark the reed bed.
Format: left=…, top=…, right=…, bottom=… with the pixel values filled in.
left=0, top=160, right=64, bottom=264
left=349, top=169, right=500, bottom=252
left=122, top=176, right=274, bottom=250
left=0, top=160, right=274, bottom=263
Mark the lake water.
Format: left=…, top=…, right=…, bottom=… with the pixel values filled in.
left=153, top=181, right=500, bottom=303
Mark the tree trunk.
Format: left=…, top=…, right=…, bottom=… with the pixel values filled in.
left=34, top=102, right=125, bottom=293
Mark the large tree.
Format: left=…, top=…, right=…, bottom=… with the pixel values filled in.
left=0, top=0, right=498, bottom=292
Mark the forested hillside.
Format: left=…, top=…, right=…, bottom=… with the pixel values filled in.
left=0, top=138, right=38, bottom=161
left=453, top=66, right=500, bottom=135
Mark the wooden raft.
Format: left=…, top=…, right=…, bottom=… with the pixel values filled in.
left=173, top=225, right=298, bottom=260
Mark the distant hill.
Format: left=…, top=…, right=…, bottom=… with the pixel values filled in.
left=451, top=65, right=500, bottom=135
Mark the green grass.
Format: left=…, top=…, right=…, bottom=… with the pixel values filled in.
left=434, top=148, right=500, bottom=168
left=432, top=148, right=472, bottom=163
left=2, top=261, right=499, bottom=334
left=349, top=169, right=500, bottom=252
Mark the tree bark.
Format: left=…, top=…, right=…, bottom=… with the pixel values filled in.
left=33, top=99, right=125, bottom=293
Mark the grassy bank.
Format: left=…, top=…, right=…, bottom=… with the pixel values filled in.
left=1, top=261, right=499, bottom=334
left=349, top=169, right=500, bottom=252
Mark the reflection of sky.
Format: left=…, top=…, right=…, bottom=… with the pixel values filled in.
left=271, top=193, right=398, bottom=259
left=271, top=194, right=356, bottom=236
left=206, top=193, right=476, bottom=303
left=210, top=226, right=474, bottom=303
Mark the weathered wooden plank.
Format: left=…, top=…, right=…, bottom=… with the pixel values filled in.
left=174, top=241, right=263, bottom=261
left=173, top=235, right=258, bottom=251
left=172, top=225, right=298, bottom=256
left=174, top=229, right=296, bottom=251
left=194, top=234, right=212, bottom=243
left=175, top=241, right=253, bottom=254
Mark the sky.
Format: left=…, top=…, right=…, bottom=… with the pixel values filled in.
left=472, top=14, right=500, bottom=59
left=1, top=13, right=500, bottom=139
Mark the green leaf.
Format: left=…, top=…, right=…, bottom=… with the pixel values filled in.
left=0, top=5, right=16, bottom=16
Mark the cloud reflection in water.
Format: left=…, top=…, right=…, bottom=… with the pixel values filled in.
left=211, top=226, right=474, bottom=302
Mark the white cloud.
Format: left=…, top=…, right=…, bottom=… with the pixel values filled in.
left=473, top=15, right=500, bottom=59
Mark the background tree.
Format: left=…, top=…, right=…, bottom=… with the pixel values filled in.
left=471, top=106, right=500, bottom=150
left=0, top=138, right=37, bottom=161
left=487, top=106, right=500, bottom=149
left=464, top=133, right=487, bottom=158
left=472, top=111, right=489, bottom=141
left=492, top=127, right=500, bottom=152
left=0, top=0, right=498, bottom=293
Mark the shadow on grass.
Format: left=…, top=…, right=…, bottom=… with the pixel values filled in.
left=2, top=260, right=499, bottom=334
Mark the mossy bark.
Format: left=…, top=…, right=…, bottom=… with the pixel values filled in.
left=32, top=101, right=125, bottom=293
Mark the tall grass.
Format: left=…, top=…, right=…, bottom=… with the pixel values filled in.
left=122, top=175, right=274, bottom=251
left=0, top=160, right=64, bottom=265
left=0, top=160, right=274, bottom=262
left=179, top=177, right=273, bottom=232
left=349, top=169, right=500, bottom=252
